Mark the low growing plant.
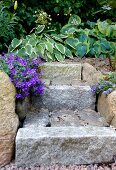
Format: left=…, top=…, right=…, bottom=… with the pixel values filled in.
left=0, top=53, right=44, bottom=99
left=91, top=73, right=116, bottom=96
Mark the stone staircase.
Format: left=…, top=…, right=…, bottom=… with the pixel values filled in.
left=16, top=63, right=116, bottom=168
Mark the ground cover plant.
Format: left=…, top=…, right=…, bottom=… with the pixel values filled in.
left=91, top=72, right=116, bottom=96
left=0, top=53, right=44, bottom=99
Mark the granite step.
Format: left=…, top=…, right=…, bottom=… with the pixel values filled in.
left=32, top=85, right=95, bottom=111
left=40, top=63, right=82, bottom=86
left=16, top=126, right=116, bottom=167
left=23, top=109, right=109, bottom=128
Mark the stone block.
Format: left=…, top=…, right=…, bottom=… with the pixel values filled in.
left=40, top=63, right=82, bottom=85
left=32, top=85, right=95, bottom=111
left=16, top=126, right=116, bottom=167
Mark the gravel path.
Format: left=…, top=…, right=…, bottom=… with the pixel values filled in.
left=1, top=161, right=116, bottom=170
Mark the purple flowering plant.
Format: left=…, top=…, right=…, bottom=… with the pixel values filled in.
left=0, top=53, right=44, bottom=99
left=91, top=78, right=116, bottom=96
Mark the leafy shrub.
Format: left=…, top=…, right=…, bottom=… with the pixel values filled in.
left=0, top=53, right=44, bottom=99
left=9, top=25, right=73, bottom=62
left=9, top=15, right=116, bottom=67
left=91, top=73, right=116, bottom=96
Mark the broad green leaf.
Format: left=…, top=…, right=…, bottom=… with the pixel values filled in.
left=58, top=34, right=69, bottom=39
left=17, top=47, right=26, bottom=56
left=35, top=44, right=44, bottom=54
left=65, top=37, right=79, bottom=49
left=25, top=44, right=32, bottom=55
left=89, top=41, right=101, bottom=57
left=11, top=38, right=22, bottom=49
left=30, top=52, right=38, bottom=58
left=75, top=43, right=89, bottom=57
left=78, top=32, right=88, bottom=43
left=46, top=52, right=53, bottom=60
left=97, top=20, right=109, bottom=35
left=45, top=41, right=53, bottom=53
left=28, top=38, right=37, bottom=46
left=36, top=25, right=45, bottom=34
left=60, top=24, right=73, bottom=34
left=54, top=50, right=65, bottom=61
left=65, top=47, right=73, bottom=58
left=51, top=34, right=63, bottom=42
left=39, top=43, right=46, bottom=51
left=55, top=43, right=65, bottom=54
left=68, top=15, right=81, bottom=26
left=100, top=39, right=111, bottom=53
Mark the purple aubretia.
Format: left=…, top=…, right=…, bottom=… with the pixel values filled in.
left=0, top=53, right=44, bottom=99
left=91, top=80, right=116, bottom=96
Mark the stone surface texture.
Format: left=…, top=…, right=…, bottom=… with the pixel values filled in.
left=32, top=85, right=95, bottom=111
left=40, top=63, right=82, bottom=85
left=82, top=63, right=102, bottom=85
left=97, top=91, right=116, bottom=127
left=16, top=126, right=116, bottom=167
left=50, top=109, right=108, bottom=127
left=0, top=71, right=19, bottom=167
left=23, top=110, right=49, bottom=128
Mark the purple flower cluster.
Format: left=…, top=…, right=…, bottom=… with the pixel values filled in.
left=0, top=53, right=44, bottom=99
left=91, top=80, right=116, bottom=96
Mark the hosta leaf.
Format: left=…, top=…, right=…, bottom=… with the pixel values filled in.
left=35, top=44, right=44, bottom=55
left=36, top=25, right=45, bottom=34
left=89, top=43, right=101, bottom=57
left=58, top=34, right=69, bottom=39
left=39, top=43, right=46, bottom=51
left=100, top=39, right=111, bottom=53
left=30, top=52, right=37, bottom=58
left=54, top=50, right=65, bottom=61
left=75, top=43, right=89, bottom=57
left=65, top=47, right=73, bottom=58
left=17, top=47, right=26, bottom=56
left=11, top=38, right=22, bottom=49
left=78, top=32, right=88, bottom=43
left=65, top=37, right=79, bottom=49
left=97, top=20, right=109, bottom=35
left=68, top=15, right=81, bottom=26
left=60, top=24, right=73, bottom=34
left=45, top=41, right=53, bottom=53
left=51, top=34, right=63, bottom=42
left=25, top=44, right=32, bottom=55
left=55, top=43, right=65, bottom=54
left=28, top=38, right=37, bottom=46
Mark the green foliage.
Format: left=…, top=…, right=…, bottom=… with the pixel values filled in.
left=59, top=15, right=116, bottom=66
left=9, top=25, right=73, bottom=61
left=0, top=1, right=26, bottom=52
left=9, top=15, right=116, bottom=65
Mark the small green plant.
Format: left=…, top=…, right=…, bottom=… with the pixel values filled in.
left=9, top=25, right=73, bottom=61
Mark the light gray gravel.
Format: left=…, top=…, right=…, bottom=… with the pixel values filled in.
left=1, top=161, right=116, bottom=170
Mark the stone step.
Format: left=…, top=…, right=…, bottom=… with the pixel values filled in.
left=23, top=109, right=109, bottom=128
left=32, top=85, right=95, bottom=111
left=40, top=63, right=82, bottom=86
left=16, top=126, right=116, bottom=167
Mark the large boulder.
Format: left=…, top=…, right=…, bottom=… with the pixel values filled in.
left=0, top=71, right=19, bottom=167
left=97, top=90, right=116, bottom=127
left=82, top=63, right=102, bottom=85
